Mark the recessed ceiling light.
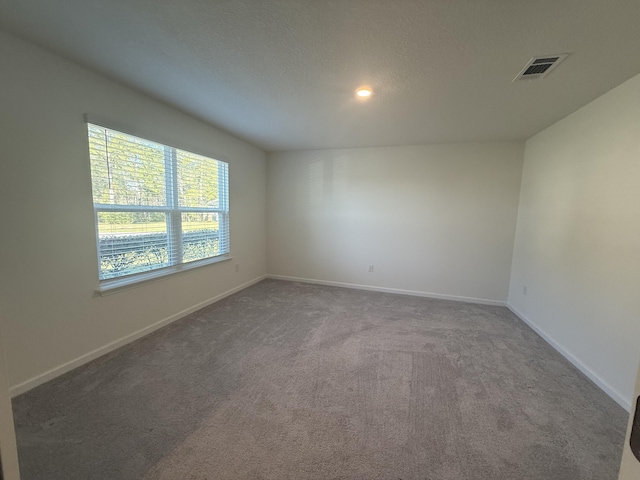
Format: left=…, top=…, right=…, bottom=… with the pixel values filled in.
left=355, top=87, right=373, bottom=99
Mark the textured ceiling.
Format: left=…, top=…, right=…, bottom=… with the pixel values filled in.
left=1, top=0, right=639, bottom=151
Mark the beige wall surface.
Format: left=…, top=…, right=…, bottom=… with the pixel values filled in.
left=0, top=31, right=267, bottom=392
left=267, top=143, right=524, bottom=304
left=508, top=74, right=640, bottom=409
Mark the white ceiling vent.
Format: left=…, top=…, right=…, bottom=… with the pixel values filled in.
left=513, top=54, right=569, bottom=81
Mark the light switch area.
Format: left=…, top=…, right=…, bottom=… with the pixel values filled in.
left=368, top=265, right=374, bottom=273
left=523, top=286, right=527, bottom=295
left=235, top=264, right=240, bottom=273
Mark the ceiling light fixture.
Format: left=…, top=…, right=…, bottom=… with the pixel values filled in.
left=355, top=87, right=373, bottom=99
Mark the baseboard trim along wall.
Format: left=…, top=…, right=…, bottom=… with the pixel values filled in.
left=507, top=304, right=631, bottom=412
left=268, top=275, right=507, bottom=306
left=13, top=272, right=625, bottom=414
left=9, top=275, right=268, bottom=397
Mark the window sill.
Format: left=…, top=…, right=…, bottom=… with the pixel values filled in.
left=96, top=255, right=232, bottom=296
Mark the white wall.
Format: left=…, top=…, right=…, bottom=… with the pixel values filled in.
left=508, top=74, right=640, bottom=409
left=267, top=143, right=524, bottom=304
left=618, top=363, right=640, bottom=479
left=0, top=30, right=267, bottom=393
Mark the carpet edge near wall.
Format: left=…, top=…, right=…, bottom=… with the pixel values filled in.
left=11, top=274, right=629, bottom=415
left=507, top=303, right=630, bottom=411
left=9, top=275, right=268, bottom=398
left=268, top=275, right=630, bottom=410
left=267, top=274, right=507, bottom=307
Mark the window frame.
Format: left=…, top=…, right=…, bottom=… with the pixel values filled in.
left=86, top=119, right=231, bottom=293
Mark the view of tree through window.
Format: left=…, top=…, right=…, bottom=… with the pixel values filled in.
left=87, top=124, right=229, bottom=282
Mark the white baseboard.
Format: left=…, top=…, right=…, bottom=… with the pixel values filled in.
left=10, top=275, right=267, bottom=397
left=19, top=274, right=624, bottom=414
left=267, top=275, right=506, bottom=306
left=506, top=303, right=631, bottom=412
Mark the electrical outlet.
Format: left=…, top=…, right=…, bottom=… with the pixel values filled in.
left=368, top=264, right=374, bottom=273
left=523, top=286, right=527, bottom=295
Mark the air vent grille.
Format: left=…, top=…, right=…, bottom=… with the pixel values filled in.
left=513, top=54, right=568, bottom=81
left=523, top=64, right=552, bottom=75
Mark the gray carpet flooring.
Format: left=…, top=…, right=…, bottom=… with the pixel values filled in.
left=13, top=279, right=626, bottom=479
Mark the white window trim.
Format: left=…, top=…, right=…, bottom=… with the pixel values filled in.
left=96, top=254, right=232, bottom=295
left=86, top=117, right=231, bottom=291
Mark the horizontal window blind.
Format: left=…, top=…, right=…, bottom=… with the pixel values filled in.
left=87, top=123, right=230, bottom=282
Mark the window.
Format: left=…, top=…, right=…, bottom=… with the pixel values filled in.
left=87, top=123, right=229, bottom=288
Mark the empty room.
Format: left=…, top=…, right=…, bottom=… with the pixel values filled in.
left=0, top=1, right=639, bottom=479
